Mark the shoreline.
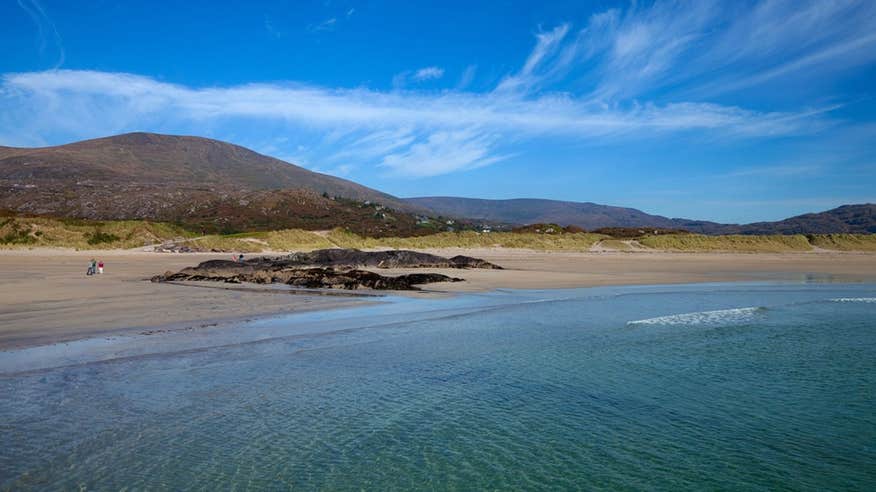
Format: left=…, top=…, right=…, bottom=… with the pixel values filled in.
left=1, top=248, right=875, bottom=351
left=3, top=279, right=874, bottom=376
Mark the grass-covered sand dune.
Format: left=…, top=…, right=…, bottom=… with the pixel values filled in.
left=325, top=229, right=608, bottom=251
left=0, top=216, right=195, bottom=250
left=2, top=215, right=876, bottom=253
left=807, top=234, right=876, bottom=252
left=637, top=234, right=814, bottom=252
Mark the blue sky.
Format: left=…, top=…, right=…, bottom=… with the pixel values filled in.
left=1, top=0, right=875, bottom=223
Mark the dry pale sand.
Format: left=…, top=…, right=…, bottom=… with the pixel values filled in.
left=1, top=248, right=875, bottom=349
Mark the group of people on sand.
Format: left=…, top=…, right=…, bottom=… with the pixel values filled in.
left=86, top=258, right=104, bottom=276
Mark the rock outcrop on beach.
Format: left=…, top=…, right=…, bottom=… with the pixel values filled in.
left=268, top=248, right=503, bottom=270
left=151, top=249, right=500, bottom=290
left=153, top=264, right=461, bottom=290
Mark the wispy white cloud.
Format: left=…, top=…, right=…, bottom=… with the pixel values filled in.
left=487, top=0, right=876, bottom=103
left=0, top=69, right=837, bottom=175
left=720, top=163, right=824, bottom=179
left=308, top=4, right=357, bottom=34
left=698, top=31, right=876, bottom=97
left=308, top=17, right=337, bottom=32
left=2, top=0, right=872, bottom=178
left=392, top=66, right=445, bottom=88
left=457, top=65, right=477, bottom=89
left=16, top=0, right=65, bottom=69
left=1, top=70, right=830, bottom=138
left=590, top=1, right=714, bottom=100
left=380, top=130, right=509, bottom=177
left=264, top=16, right=283, bottom=39
left=325, top=128, right=418, bottom=164
left=495, top=24, right=569, bottom=94
left=412, top=67, right=445, bottom=81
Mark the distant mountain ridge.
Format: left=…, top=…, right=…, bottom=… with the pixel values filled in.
left=723, top=204, right=876, bottom=235
left=405, top=197, right=876, bottom=235
left=403, top=197, right=699, bottom=230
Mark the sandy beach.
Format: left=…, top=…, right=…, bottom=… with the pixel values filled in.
left=1, top=248, right=875, bottom=349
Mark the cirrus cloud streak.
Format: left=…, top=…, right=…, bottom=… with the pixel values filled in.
left=3, top=0, right=871, bottom=177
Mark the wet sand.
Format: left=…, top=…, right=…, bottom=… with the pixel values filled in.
left=1, top=248, right=875, bottom=349
left=0, top=250, right=373, bottom=349
left=414, top=248, right=876, bottom=291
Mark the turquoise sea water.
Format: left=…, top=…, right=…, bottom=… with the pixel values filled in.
left=1, top=282, right=875, bottom=490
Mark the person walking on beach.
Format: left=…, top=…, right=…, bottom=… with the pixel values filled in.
left=98, top=260, right=104, bottom=274
left=87, top=258, right=96, bottom=276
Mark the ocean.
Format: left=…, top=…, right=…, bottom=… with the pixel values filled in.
left=1, top=282, right=874, bottom=490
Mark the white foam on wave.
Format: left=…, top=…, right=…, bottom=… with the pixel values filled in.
left=627, top=307, right=765, bottom=326
left=829, top=297, right=876, bottom=303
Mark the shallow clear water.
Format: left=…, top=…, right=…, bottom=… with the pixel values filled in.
left=1, top=282, right=875, bottom=490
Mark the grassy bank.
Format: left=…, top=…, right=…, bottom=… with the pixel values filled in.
left=2, top=216, right=875, bottom=253
left=185, top=230, right=336, bottom=253
left=807, top=234, right=876, bottom=252
left=637, top=234, right=813, bottom=252
left=171, top=229, right=608, bottom=252
left=326, top=229, right=608, bottom=251
left=0, top=216, right=194, bottom=249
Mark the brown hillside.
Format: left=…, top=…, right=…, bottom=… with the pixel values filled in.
left=0, top=132, right=411, bottom=209
left=0, top=133, right=428, bottom=234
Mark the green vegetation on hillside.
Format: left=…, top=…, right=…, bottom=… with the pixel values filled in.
left=511, top=223, right=586, bottom=234
left=593, top=227, right=689, bottom=238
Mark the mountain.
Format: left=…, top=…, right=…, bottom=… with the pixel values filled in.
left=2, top=133, right=872, bottom=236
left=0, top=132, right=412, bottom=209
left=404, top=197, right=720, bottom=230
left=405, top=197, right=876, bottom=235
left=0, top=133, right=424, bottom=235
left=727, top=204, right=876, bottom=235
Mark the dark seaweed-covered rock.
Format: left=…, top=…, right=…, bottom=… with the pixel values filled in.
left=150, top=249, right=500, bottom=290
left=268, top=249, right=503, bottom=270
left=152, top=267, right=461, bottom=290
left=278, top=269, right=462, bottom=290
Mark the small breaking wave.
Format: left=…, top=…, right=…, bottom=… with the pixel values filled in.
left=829, top=297, right=876, bottom=303
left=628, top=307, right=766, bottom=326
